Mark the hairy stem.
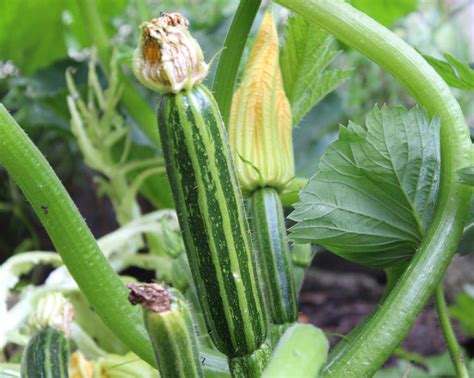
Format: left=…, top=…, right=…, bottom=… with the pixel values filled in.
left=0, top=105, right=156, bottom=366
left=273, top=0, right=473, bottom=376
left=435, top=284, right=469, bottom=378
left=212, top=0, right=262, bottom=127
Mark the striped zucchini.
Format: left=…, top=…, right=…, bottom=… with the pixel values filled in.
left=129, top=283, right=203, bottom=378
left=21, top=326, right=70, bottom=378
left=157, top=84, right=267, bottom=357
left=250, top=187, right=297, bottom=329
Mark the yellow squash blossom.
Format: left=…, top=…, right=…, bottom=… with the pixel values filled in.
left=229, top=12, right=294, bottom=192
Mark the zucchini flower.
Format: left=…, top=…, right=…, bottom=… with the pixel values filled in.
left=229, top=12, right=294, bottom=192
left=29, top=292, right=74, bottom=336
left=132, top=12, right=208, bottom=94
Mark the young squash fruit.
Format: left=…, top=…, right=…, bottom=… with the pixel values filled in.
left=21, top=293, right=73, bottom=378
left=132, top=12, right=268, bottom=368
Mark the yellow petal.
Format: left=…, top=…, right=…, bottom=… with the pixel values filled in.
left=69, top=351, right=94, bottom=378
left=230, top=12, right=294, bottom=192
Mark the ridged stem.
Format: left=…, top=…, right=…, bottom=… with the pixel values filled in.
left=272, top=1, right=472, bottom=376
left=212, top=0, right=262, bottom=127
left=435, top=284, right=469, bottom=378
left=0, top=105, right=155, bottom=366
left=250, top=187, right=298, bottom=328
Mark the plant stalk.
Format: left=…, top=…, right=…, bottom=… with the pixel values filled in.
left=212, top=0, right=262, bottom=127
left=273, top=1, right=472, bottom=376
left=434, top=284, right=469, bottom=378
left=0, top=104, right=156, bottom=366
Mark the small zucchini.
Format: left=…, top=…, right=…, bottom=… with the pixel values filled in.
left=250, top=188, right=297, bottom=333
left=21, top=326, right=70, bottom=378
left=128, top=283, right=203, bottom=378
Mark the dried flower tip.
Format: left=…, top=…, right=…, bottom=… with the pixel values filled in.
left=132, top=12, right=208, bottom=94
left=229, top=12, right=294, bottom=192
left=128, top=283, right=171, bottom=313
left=29, top=292, right=74, bottom=336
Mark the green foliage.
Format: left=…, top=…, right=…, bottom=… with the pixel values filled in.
left=451, top=290, right=474, bottom=337
left=350, top=0, right=417, bottom=27
left=0, top=1, right=66, bottom=75
left=290, top=106, right=440, bottom=268
left=423, top=53, right=474, bottom=91
left=376, top=352, right=474, bottom=377
left=280, top=14, right=351, bottom=127
left=0, top=0, right=127, bottom=76
left=457, top=166, right=474, bottom=186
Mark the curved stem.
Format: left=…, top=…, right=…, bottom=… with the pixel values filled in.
left=0, top=105, right=156, bottom=366
left=273, top=0, right=473, bottom=376
left=211, top=0, right=262, bottom=127
left=435, top=284, right=469, bottom=378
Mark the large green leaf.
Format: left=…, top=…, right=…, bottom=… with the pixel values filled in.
left=0, top=1, right=67, bottom=75
left=351, top=0, right=417, bottom=27
left=280, top=14, right=351, bottom=127
left=451, top=290, right=474, bottom=337
left=290, top=106, right=440, bottom=268
left=423, top=53, right=474, bottom=91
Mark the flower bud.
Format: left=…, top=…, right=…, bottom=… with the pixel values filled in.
left=229, top=12, right=294, bottom=192
left=132, top=12, right=209, bottom=94
left=29, top=292, right=74, bottom=336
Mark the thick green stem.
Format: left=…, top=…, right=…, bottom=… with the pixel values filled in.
left=0, top=105, right=156, bottom=366
left=434, top=284, right=469, bottom=378
left=273, top=0, right=472, bottom=376
left=211, top=0, right=262, bottom=127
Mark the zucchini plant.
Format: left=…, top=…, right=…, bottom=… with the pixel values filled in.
left=0, top=1, right=473, bottom=378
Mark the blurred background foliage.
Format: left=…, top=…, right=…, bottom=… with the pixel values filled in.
left=0, top=0, right=473, bottom=372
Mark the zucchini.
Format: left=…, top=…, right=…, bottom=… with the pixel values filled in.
left=250, top=187, right=297, bottom=327
left=21, top=326, right=70, bottom=378
left=128, top=283, right=203, bottom=378
left=157, top=84, right=267, bottom=357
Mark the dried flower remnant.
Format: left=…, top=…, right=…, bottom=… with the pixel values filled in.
left=127, top=282, right=171, bottom=313
left=132, top=12, right=208, bottom=94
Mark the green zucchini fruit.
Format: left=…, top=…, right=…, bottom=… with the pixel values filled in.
left=21, top=326, right=70, bottom=378
left=129, top=283, right=203, bottom=378
left=262, top=324, right=329, bottom=378
left=250, top=187, right=297, bottom=326
left=157, top=84, right=267, bottom=357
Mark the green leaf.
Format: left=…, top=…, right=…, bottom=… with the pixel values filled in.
left=423, top=53, right=474, bottom=91
left=280, top=14, right=351, bottom=127
left=457, top=166, right=474, bottom=186
left=350, top=0, right=417, bottom=27
left=0, top=1, right=67, bottom=75
left=451, top=291, right=474, bottom=337
left=290, top=106, right=440, bottom=268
